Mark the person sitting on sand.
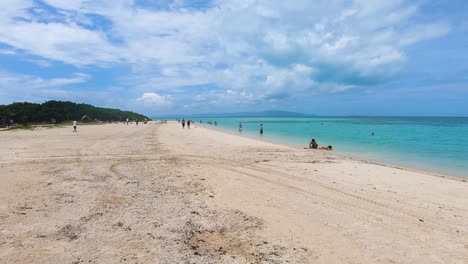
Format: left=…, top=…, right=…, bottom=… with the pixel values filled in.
left=309, top=139, right=318, bottom=149
left=319, top=145, right=332, bottom=150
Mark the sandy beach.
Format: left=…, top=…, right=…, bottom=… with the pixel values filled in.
left=0, top=122, right=466, bottom=264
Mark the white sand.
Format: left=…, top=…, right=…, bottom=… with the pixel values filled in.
left=0, top=122, right=466, bottom=263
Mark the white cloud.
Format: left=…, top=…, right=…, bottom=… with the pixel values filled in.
left=42, top=0, right=87, bottom=10
left=0, top=0, right=452, bottom=112
left=0, top=71, right=89, bottom=89
left=0, top=21, right=123, bottom=65
left=0, top=71, right=90, bottom=104
left=0, top=49, right=16, bottom=55
left=0, top=0, right=32, bottom=22
left=136, top=92, right=173, bottom=108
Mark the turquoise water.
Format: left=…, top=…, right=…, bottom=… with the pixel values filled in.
left=190, top=117, right=468, bottom=177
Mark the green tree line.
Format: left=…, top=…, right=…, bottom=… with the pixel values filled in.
left=0, top=101, right=149, bottom=124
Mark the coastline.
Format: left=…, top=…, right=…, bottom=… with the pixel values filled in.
left=1, top=122, right=467, bottom=263
left=194, top=122, right=467, bottom=181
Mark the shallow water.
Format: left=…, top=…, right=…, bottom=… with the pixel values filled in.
left=188, top=117, right=468, bottom=177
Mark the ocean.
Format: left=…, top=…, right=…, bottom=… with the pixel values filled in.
left=185, top=117, right=468, bottom=177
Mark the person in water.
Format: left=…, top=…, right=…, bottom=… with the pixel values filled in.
left=319, top=145, right=333, bottom=150
left=238, top=122, right=243, bottom=132
left=309, top=139, right=318, bottom=149
left=259, top=124, right=263, bottom=135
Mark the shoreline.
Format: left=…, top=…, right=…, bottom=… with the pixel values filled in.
left=194, top=122, right=466, bottom=180
left=193, top=122, right=467, bottom=181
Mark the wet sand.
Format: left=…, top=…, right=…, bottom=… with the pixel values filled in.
left=0, top=122, right=467, bottom=263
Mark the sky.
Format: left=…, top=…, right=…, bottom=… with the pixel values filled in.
left=0, top=0, right=467, bottom=117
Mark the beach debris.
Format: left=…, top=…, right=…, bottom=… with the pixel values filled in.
left=419, top=219, right=424, bottom=222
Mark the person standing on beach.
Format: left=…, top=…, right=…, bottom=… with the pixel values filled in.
left=259, top=124, right=263, bottom=135
left=73, top=120, right=77, bottom=132
left=187, top=120, right=191, bottom=129
left=126, top=118, right=129, bottom=125
left=182, top=119, right=185, bottom=129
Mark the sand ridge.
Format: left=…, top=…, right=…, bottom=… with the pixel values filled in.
left=0, top=122, right=467, bottom=263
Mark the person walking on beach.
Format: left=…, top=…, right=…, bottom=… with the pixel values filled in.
left=182, top=119, right=185, bottom=129
left=259, top=124, right=263, bottom=135
left=187, top=120, right=191, bottom=129
left=126, top=118, right=129, bottom=125
left=73, top=120, right=77, bottom=132
left=136, top=119, right=139, bottom=126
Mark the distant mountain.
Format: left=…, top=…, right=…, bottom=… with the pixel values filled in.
left=157, top=110, right=314, bottom=118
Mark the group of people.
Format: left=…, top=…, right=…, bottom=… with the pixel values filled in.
left=205, top=120, right=217, bottom=126
left=179, top=119, right=195, bottom=129
left=178, top=119, right=221, bottom=128
left=309, top=138, right=332, bottom=150
left=73, top=117, right=151, bottom=132
left=125, top=118, right=147, bottom=125
left=237, top=122, right=264, bottom=135
left=176, top=119, right=331, bottom=151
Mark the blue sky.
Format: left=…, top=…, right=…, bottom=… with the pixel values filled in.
left=0, top=0, right=467, bottom=116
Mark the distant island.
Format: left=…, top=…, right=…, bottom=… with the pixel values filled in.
left=0, top=101, right=149, bottom=125
left=157, top=110, right=315, bottom=119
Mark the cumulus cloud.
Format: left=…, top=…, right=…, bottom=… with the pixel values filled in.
left=0, top=0, right=452, bottom=112
left=137, top=92, right=173, bottom=108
